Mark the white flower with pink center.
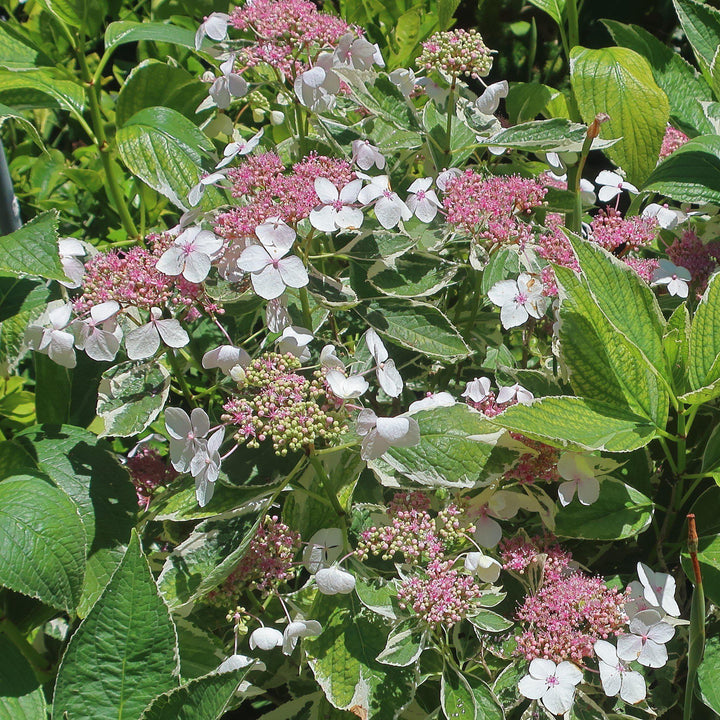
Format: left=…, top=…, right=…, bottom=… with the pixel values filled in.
left=72, top=301, right=122, bottom=362
left=617, top=609, right=674, bottom=668
left=125, top=307, right=189, bottom=360
left=310, top=178, right=364, bottom=232
left=594, top=640, right=647, bottom=704
left=636, top=562, right=680, bottom=616
left=358, top=175, right=412, bottom=229
left=518, top=658, right=583, bottom=715
left=194, top=12, right=230, bottom=49
left=651, top=259, right=691, bottom=298
left=25, top=300, right=77, bottom=369
left=352, top=140, right=386, bottom=171
left=488, top=273, right=549, bottom=329
left=356, top=409, right=420, bottom=461
left=156, top=225, right=223, bottom=283
left=165, top=407, right=210, bottom=473
left=406, top=178, right=442, bottom=222
left=595, top=169, right=639, bottom=203
left=556, top=452, right=614, bottom=507
left=238, top=219, right=309, bottom=300
left=364, top=328, right=403, bottom=397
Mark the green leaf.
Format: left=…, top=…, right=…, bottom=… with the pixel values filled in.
left=376, top=620, right=426, bottom=667
left=355, top=577, right=400, bottom=620
left=570, top=46, right=669, bottom=185
left=481, top=117, right=616, bottom=153
left=54, top=533, right=179, bottom=720
left=441, top=667, right=478, bottom=720
left=0, top=69, right=85, bottom=114
left=506, top=82, right=570, bottom=123
left=369, top=404, right=500, bottom=488
left=0, top=634, right=47, bottom=720
left=0, top=24, right=49, bottom=70
left=305, top=593, right=416, bottom=720
left=158, top=510, right=265, bottom=609
left=467, top=610, right=513, bottom=633
left=689, top=273, right=720, bottom=389
left=0, top=102, right=46, bottom=152
left=664, top=303, right=691, bottom=391
left=139, top=667, right=255, bottom=720
left=116, top=60, right=209, bottom=127
left=97, top=361, right=171, bottom=438
left=368, top=255, right=457, bottom=298
left=466, top=676, right=503, bottom=720
left=528, top=0, right=565, bottom=24
left=673, top=0, right=720, bottom=78
left=349, top=75, right=420, bottom=132
left=45, top=0, right=107, bottom=30
left=703, top=427, right=720, bottom=474
left=438, top=0, right=460, bottom=30
left=644, top=135, right=720, bottom=204
left=602, top=20, right=714, bottom=135
left=356, top=300, right=470, bottom=360
left=424, top=101, right=477, bottom=166
left=688, top=486, right=720, bottom=537
left=0, top=210, right=65, bottom=281
left=554, top=478, right=653, bottom=539
left=0, top=474, right=86, bottom=612
left=34, top=353, right=71, bottom=424
left=488, top=396, right=657, bottom=452
left=391, top=10, right=422, bottom=67
left=105, top=21, right=197, bottom=53
left=307, top=270, right=359, bottom=309
left=116, top=106, right=217, bottom=209
left=698, top=632, right=720, bottom=714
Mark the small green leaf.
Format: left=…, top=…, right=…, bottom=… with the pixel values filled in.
left=97, top=361, right=171, bottom=438
left=0, top=24, right=48, bottom=70
left=689, top=273, right=720, bottom=389
left=376, top=620, right=426, bottom=667
left=0, top=474, right=86, bottom=612
left=438, top=0, right=461, bottom=30
left=53, top=533, right=179, bottom=720
left=0, top=102, right=46, bottom=152
left=555, top=478, right=654, bottom=539
left=307, top=270, right=359, bottom=309
left=673, top=0, right=720, bottom=78
left=356, top=300, right=470, bottom=360
left=441, top=667, right=478, bottom=720
left=34, top=353, right=71, bottom=424
left=467, top=610, right=513, bottom=633
left=0, top=69, right=85, bottom=114
left=368, top=255, right=457, bottom=298
left=45, top=0, right=107, bottom=30
left=0, top=210, right=65, bottom=281
left=0, top=634, right=47, bottom=720
left=664, top=303, right=691, bottom=390
left=506, top=82, right=570, bottom=123
left=571, top=46, right=669, bottom=185
left=104, top=21, right=197, bottom=53
left=528, top=0, right=566, bottom=25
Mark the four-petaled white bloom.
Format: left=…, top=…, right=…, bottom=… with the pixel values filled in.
left=325, top=370, right=369, bottom=399
left=320, top=344, right=345, bottom=372
left=276, top=325, right=313, bottom=362
left=202, top=345, right=251, bottom=375
left=594, top=639, right=647, bottom=704
left=334, top=33, right=384, bottom=69
left=165, top=407, right=210, bottom=473
left=358, top=175, right=411, bottom=229
left=72, top=301, right=122, bottom=362
left=636, top=562, right=681, bottom=616
left=125, top=307, right=189, bottom=360
left=216, top=128, right=264, bottom=169
left=388, top=68, right=416, bottom=97
left=195, top=12, right=230, bottom=49
left=58, top=238, right=86, bottom=288
left=624, top=580, right=655, bottom=620
left=461, top=377, right=492, bottom=403
left=156, top=226, right=223, bottom=283
left=310, top=178, right=364, bottom=232
left=208, top=54, right=248, bottom=110
left=617, top=609, right=674, bottom=668
left=238, top=219, right=309, bottom=300
left=488, top=273, right=549, bottom=329
left=282, top=620, right=322, bottom=654
left=188, top=170, right=228, bottom=207
left=352, top=140, right=386, bottom=171
left=303, top=528, right=344, bottom=573
left=406, top=178, right=442, bottom=223
left=356, top=409, right=420, bottom=461
left=25, top=301, right=77, bottom=368
left=496, top=383, right=533, bottom=406
left=475, top=80, right=509, bottom=115
left=651, top=260, right=691, bottom=298
left=294, top=53, right=340, bottom=112
left=464, top=552, right=501, bottom=582
left=472, top=490, right=525, bottom=547
left=249, top=627, right=283, bottom=651
left=365, top=328, right=403, bottom=397
left=315, top=566, right=356, bottom=595
left=595, top=170, right=639, bottom=203
left=190, top=426, right=225, bottom=507
left=518, top=658, right=583, bottom=715
left=556, top=452, right=612, bottom=507
left=642, top=202, right=682, bottom=230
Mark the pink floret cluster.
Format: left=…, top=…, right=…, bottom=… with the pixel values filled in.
left=659, top=125, right=689, bottom=161
left=397, top=558, right=482, bottom=627
left=666, top=229, right=720, bottom=294
left=126, top=446, right=178, bottom=509
left=502, top=435, right=560, bottom=486
left=590, top=208, right=658, bottom=253
left=499, top=535, right=571, bottom=583
left=443, top=172, right=547, bottom=248
left=215, top=152, right=354, bottom=240
left=230, top=0, right=354, bottom=78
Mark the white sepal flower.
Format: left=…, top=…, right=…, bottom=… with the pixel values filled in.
left=208, top=54, right=248, bottom=110
left=165, top=407, right=210, bottom=473
left=266, top=296, right=291, bottom=333
left=594, top=639, right=646, bottom=704
left=464, top=552, right=501, bottom=582
left=276, top=325, right=313, bottom=362
left=352, top=140, right=386, bottom=171
left=58, top=238, right=86, bottom=288
left=624, top=580, right=656, bottom=620
left=303, top=528, right=344, bottom=573
left=282, top=620, right=322, bottom=654
left=595, top=170, right=639, bottom=203
left=320, top=344, right=345, bottom=372
left=188, top=170, right=228, bottom=207
left=335, top=33, right=384, bottom=69
left=388, top=68, right=416, bottom=97
left=617, top=609, right=674, bottom=668
left=642, top=202, right=682, bottom=230
left=637, top=562, right=681, bottom=616
left=315, top=566, right=356, bottom=595
left=496, top=383, right=533, bottom=405
left=202, top=345, right=251, bottom=375
left=358, top=175, right=411, bottom=229
left=190, top=427, right=225, bottom=507
left=406, top=178, right=442, bottom=223
left=125, top=308, right=189, bottom=360
left=475, top=80, right=508, bottom=115
left=325, top=370, right=369, bottom=399
left=408, top=392, right=455, bottom=414
left=518, top=659, right=583, bottom=715
left=249, top=627, right=283, bottom=651
left=651, top=260, right=691, bottom=298
left=461, top=377, right=492, bottom=403
left=556, top=452, right=608, bottom=507
left=25, top=301, right=77, bottom=369
left=156, top=226, right=223, bottom=283
left=356, top=409, right=420, bottom=461
left=216, top=654, right=265, bottom=673
left=195, top=12, right=230, bottom=49
left=72, top=301, right=122, bottom=362
left=365, top=328, right=403, bottom=397
left=488, top=273, right=549, bottom=329
left=310, top=178, right=364, bottom=232
left=216, top=128, right=264, bottom=169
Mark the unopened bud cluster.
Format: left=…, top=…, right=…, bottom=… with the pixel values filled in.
left=222, top=352, right=348, bottom=455
left=417, top=29, right=493, bottom=80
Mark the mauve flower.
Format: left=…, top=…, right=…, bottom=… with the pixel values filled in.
left=156, top=226, right=223, bottom=283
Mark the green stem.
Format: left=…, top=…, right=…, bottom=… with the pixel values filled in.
left=0, top=615, right=52, bottom=682
left=566, top=126, right=594, bottom=233
left=658, top=437, right=679, bottom=475
left=308, top=450, right=346, bottom=520
left=565, top=0, right=580, bottom=52
left=74, top=33, right=139, bottom=239
left=167, top=349, right=196, bottom=407
left=442, top=78, right=457, bottom=169
left=677, top=412, right=687, bottom=474
left=684, top=515, right=705, bottom=720
left=299, top=287, right=313, bottom=330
